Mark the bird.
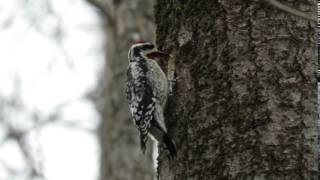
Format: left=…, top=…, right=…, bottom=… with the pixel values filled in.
left=126, top=41, right=177, bottom=157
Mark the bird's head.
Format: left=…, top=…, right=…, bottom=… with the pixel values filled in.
left=128, top=41, right=167, bottom=62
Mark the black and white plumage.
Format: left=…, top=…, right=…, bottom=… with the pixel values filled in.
left=126, top=41, right=176, bottom=157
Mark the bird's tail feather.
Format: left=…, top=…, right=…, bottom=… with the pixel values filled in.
left=140, top=133, right=147, bottom=154
left=163, top=133, right=177, bottom=158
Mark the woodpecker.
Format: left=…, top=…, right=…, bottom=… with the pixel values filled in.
left=126, top=41, right=176, bottom=157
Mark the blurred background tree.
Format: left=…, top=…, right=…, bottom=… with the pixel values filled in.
left=86, top=0, right=156, bottom=179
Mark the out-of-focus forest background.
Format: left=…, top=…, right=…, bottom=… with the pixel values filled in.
left=0, top=0, right=103, bottom=180
left=0, top=0, right=157, bottom=179
left=0, top=0, right=318, bottom=180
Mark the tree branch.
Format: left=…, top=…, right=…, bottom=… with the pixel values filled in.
left=86, top=0, right=115, bottom=25
left=16, top=135, right=44, bottom=179
left=264, top=0, right=317, bottom=22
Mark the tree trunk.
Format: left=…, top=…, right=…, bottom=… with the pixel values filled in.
left=90, top=0, right=156, bottom=179
left=155, top=1, right=318, bottom=179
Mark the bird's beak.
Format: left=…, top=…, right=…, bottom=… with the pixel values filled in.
left=146, top=50, right=168, bottom=59
left=154, top=50, right=168, bottom=57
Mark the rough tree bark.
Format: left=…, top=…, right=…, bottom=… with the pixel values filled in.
left=88, top=0, right=156, bottom=179
left=155, top=1, right=318, bottom=179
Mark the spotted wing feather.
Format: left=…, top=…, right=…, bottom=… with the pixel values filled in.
left=126, top=62, right=156, bottom=153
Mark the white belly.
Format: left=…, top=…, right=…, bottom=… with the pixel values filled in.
left=146, top=60, right=168, bottom=108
